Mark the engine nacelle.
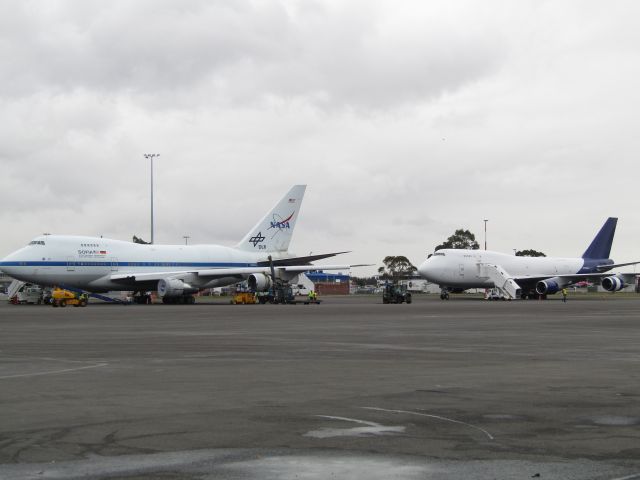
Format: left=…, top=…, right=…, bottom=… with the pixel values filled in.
left=536, top=279, right=560, bottom=295
left=157, top=278, right=198, bottom=298
left=248, top=273, right=272, bottom=292
left=601, top=275, right=626, bottom=292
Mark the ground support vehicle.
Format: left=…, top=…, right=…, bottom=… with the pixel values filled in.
left=485, top=288, right=506, bottom=301
left=382, top=283, right=412, bottom=304
left=51, top=288, right=88, bottom=308
left=256, top=283, right=296, bottom=304
left=231, top=291, right=256, bottom=304
left=9, top=284, right=43, bottom=304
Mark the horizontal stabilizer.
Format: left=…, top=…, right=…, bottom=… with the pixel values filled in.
left=281, top=264, right=360, bottom=272
left=259, top=251, right=350, bottom=266
left=596, top=260, right=640, bottom=272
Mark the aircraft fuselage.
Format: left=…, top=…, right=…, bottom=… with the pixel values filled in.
left=0, top=235, right=290, bottom=292
left=418, top=249, right=610, bottom=289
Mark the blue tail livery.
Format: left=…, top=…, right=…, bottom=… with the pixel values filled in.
left=582, top=217, right=617, bottom=260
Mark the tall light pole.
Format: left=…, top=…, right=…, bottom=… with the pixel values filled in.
left=483, top=219, right=488, bottom=250
left=183, top=235, right=190, bottom=245
left=144, top=154, right=160, bottom=244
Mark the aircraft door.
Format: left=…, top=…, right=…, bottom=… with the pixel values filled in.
left=110, top=258, right=118, bottom=272
left=66, top=256, right=75, bottom=271
left=458, top=263, right=464, bottom=277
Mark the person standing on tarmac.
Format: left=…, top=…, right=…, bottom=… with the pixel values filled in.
left=562, top=287, right=568, bottom=303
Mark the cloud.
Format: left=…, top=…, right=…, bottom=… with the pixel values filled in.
left=0, top=1, right=506, bottom=110
left=1, top=0, right=640, bottom=274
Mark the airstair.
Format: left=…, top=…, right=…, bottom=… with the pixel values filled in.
left=7, top=280, right=26, bottom=300
left=479, top=264, right=521, bottom=299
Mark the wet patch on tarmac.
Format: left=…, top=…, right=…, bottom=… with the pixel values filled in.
left=0, top=448, right=637, bottom=480
left=586, top=415, right=640, bottom=426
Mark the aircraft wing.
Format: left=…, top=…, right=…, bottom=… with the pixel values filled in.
left=110, top=264, right=357, bottom=283
left=512, top=272, right=639, bottom=286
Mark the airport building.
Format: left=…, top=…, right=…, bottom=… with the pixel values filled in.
left=298, top=271, right=350, bottom=295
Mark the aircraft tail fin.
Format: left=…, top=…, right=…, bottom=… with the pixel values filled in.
left=236, top=185, right=306, bottom=253
left=582, top=217, right=617, bottom=259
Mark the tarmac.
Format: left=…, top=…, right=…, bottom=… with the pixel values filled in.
left=1, top=294, right=640, bottom=479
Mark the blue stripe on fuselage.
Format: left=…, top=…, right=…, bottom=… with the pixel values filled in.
left=0, top=261, right=258, bottom=268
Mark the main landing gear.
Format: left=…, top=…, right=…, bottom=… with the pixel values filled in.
left=439, top=289, right=450, bottom=300
left=132, top=293, right=153, bottom=304
left=520, top=292, right=547, bottom=300
left=162, top=295, right=196, bottom=304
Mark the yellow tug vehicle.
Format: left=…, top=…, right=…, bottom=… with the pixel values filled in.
left=51, top=288, right=88, bottom=308
left=231, top=291, right=256, bottom=305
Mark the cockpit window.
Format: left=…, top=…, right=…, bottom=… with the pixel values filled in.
left=29, top=240, right=45, bottom=246
left=433, top=252, right=445, bottom=256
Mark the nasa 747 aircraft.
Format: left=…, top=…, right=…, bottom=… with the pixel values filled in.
left=0, top=185, right=355, bottom=303
left=418, top=217, right=639, bottom=300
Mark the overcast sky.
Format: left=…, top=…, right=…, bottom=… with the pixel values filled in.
left=1, top=0, right=639, bottom=275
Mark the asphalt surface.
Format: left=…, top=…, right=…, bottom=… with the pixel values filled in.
left=1, top=295, right=640, bottom=479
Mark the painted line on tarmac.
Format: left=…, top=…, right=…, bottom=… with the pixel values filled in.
left=0, top=362, right=108, bottom=379
left=315, top=415, right=382, bottom=426
left=305, top=415, right=405, bottom=438
left=0, top=355, right=105, bottom=364
left=362, top=406, right=494, bottom=440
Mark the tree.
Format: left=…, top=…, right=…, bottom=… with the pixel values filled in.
left=434, top=229, right=479, bottom=251
left=378, top=256, right=417, bottom=280
left=515, top=249, right=546, bottom=257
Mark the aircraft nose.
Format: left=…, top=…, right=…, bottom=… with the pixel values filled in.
left=0, top=249, right=23, bottom=276
left=418, top=257, right=434, bottom=280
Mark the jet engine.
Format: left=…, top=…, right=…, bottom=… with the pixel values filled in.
left=157, top=278, right=198, bottom=298
left=248, top=273, right=272, bottom=292
left=601, top=275, right=626, bottom=292
left=536, top=279, right=560, bottom=295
